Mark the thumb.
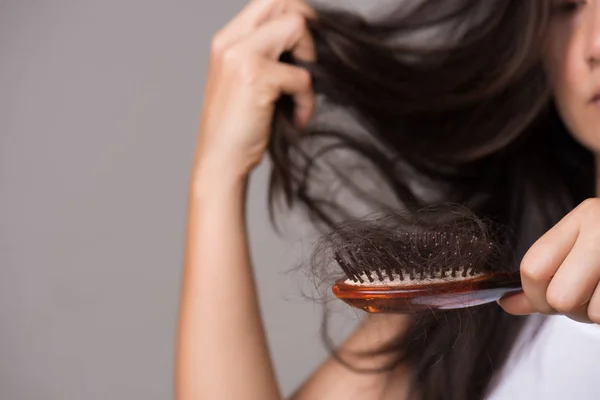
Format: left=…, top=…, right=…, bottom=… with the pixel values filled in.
left=497, top=291, right=537, bottom=315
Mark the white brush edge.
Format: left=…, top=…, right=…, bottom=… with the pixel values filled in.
left=344, top=267, right=485, bottom=286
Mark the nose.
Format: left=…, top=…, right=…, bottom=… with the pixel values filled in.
left=588, top=1, right=600, bottom=66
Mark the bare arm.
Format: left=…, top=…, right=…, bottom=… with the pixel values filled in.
left=174, top=1, right=316, bottom=398
left=174, top=1, right=413, bottom=399
left=175, top=163, right=280, bottom=400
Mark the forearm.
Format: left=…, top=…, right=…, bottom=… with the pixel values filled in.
left=175, top=166, right=280, bottom=400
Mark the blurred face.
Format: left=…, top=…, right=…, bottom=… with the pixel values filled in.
left=544, top=0, right=600, bottom=152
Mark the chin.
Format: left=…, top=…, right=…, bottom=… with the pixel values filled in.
left=559, top=109, right=600, bottom=153
left=571, top=132, right=600, bottom=154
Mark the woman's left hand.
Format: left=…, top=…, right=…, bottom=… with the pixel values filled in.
left=499, top=198, right=600, bottom=324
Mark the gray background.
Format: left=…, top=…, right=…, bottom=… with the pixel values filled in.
left=0, top=0, right=377, bottom=399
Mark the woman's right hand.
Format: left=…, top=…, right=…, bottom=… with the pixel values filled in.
left=193, top=0, right=317, bottom=180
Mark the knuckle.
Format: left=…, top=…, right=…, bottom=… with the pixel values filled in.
left=238, top=57, right=265, bottom=86
left=287, top=16, right=309, bottom=40
left=221, top=46, right=244, bottom=65
left=264, top=0, right=282, bottom=6
left=520, top=248, right=550, bottom=283
left=210, top=30, right=228, bottom=55
left=579, top=198, right=600, bottom=214
left=218, top=47, right=266, bottom=89
left=286, top=12, right=306, bottom=31
left=546, top=288, right=576, bottom=313
left=253, top=0, right=284, bottom=16
left=579, top=198, right=600, bottom=234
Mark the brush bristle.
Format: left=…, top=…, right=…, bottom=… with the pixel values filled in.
left=342, top=266, right=484, bottom=286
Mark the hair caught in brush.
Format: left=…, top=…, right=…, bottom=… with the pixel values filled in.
left=308, top=203, right=514, bottom=290
left=322, top=204, right=511, bottom=283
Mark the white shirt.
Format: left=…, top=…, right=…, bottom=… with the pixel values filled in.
left=487, top=314, right=600, bottom=399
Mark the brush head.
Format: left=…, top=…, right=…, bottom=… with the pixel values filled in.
left=333, top=231, right=494, bottom=285
left=319, top=205, right=522, bottom=313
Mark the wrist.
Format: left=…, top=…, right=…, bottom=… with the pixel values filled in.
left=190, top=157, right=250, bottom=201
left=192, top=146, right=257, bottom=178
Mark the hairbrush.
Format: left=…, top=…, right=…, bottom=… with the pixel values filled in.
left=329, top=229, right=523, bottom=313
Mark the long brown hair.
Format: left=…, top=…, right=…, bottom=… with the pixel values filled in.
left=267, top=1, right=595, bottom=399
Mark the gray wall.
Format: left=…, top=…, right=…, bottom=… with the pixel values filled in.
left=0, top=1, right=375, bottom=399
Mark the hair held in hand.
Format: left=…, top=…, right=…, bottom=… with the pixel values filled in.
left=266, top=1, right=595, bottom=399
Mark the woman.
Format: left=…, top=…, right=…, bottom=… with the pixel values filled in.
left=175, top=0, right=600, bottom=399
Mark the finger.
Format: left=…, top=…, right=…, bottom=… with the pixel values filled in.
left=497, top=292, right=537, bottom=315
left=207, top=11, right=316, bottom=128
left=207, top=0, right=282, bottom=100
left=240, top=12, right=316, bottom=62
left=214, top=0, right=316, bottom=51
left=565, top=303, right=593, bottom=323
left=266, top=62, right=315, bottom=126
left=520, top=206, right=581, bottom=314
left=587, top=283, right=600, bottom=324
left=546, top=231, right=600, bottom=316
